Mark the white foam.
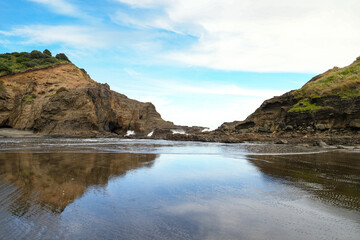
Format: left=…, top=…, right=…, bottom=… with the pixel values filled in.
left=201, top=128, right=211, bottom=132
left=125, top=130, right=135, bottom=136
left=171, top=129, right=186, bottom=135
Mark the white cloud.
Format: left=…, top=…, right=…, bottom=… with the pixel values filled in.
left=110, top=76, right=283, bottom=128
left=111, top=11, right=179, bottom=33
left=116, top=0, right=360, bottom=72
left=0, top=25, right=125, bottom=49
left=28, top=0, right=80, bottom=17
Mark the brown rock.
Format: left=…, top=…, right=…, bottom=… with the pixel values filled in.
left=0, top=64, right=174, bottom=137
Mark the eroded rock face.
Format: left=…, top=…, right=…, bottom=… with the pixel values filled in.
left=219, top=93, right=360, bottom=134
left=0, top=64, right=174, bottom=136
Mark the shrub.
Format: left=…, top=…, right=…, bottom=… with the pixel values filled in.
left=19, top=52, right=30, bottom=58
left=43, top=57, right=57, bottom=64
left=55, top=53, right=70, bottom=62
left=30, top=50, right=45, bottom=59
left=43, top=49, right=52, bottom=57
left=23, top=59, right=41, bottom=67
left=0, top=62, right=12, bottom=74
left=16, top=56, right=30, bottom=63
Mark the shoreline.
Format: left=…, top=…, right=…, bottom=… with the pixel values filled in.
left=0, top=128, right=41, bottom=138
left=1, top=128, right=359, bottom=151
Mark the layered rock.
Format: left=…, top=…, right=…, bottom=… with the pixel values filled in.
left=219, top=57, right=360, bottom=135
left=0, top=64, right=174, bottom=136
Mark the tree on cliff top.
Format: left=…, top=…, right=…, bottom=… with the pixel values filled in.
left=55, top=53, right=70, bottom=62
left=43, top=49, right=52, bottom=57
left=30, top=50, right=45, bottom=59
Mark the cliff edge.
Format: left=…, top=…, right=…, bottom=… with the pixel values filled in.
left=168, top=57, right=360, bottom=145
left=219, top=57, right=360, bottom=135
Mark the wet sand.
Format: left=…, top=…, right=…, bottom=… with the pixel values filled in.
left=0, top=128, right=39, bottom=138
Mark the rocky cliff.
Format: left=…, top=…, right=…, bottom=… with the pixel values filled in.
left=219, top=57, right=360, bottom=135
left=0, top=63, right=174, bottom=137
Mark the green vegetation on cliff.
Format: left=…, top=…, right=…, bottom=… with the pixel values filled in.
left=289, top=57, right=360, bottom=113
left=294, top=57, right=360, bottom=100
left=0, top=50, right=71, bottom=76
left=288, top=99, right=326, bottom=113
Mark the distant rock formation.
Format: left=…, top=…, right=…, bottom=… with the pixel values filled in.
left=0, top=63, right=174, bottom=137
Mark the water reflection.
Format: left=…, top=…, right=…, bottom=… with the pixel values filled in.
left=247, top=152, right=360, bottom=211
left=0, top=153, right=158, bottom=212
left=0, top=141, right=359, bottom=240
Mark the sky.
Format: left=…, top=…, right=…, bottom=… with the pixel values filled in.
left=1, top=0, right=359, bottom=129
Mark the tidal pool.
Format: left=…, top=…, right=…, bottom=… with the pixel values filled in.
left=0, top=139, right=359, bottom=239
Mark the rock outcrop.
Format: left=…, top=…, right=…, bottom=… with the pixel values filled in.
left=219, top=57, right=360, bottom=135
left=0, top=64, right=174, bottom=137
left=164, top=57, right=360, bottom=145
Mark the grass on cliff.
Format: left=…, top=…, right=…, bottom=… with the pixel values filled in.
left=288, top=57, right=360, bottom=113
left=289, top=99, right=327, bottom=113
left=293, top=57, right=360, bottom=100
left=0, top=50, right=71, bottom=77
left=23, top=94, right=37, bottom=104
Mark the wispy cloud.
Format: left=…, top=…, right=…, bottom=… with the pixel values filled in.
left=0, top=25, right=153, bottom=52
left=111, top=11, right=179, bottom=33
left=121, top=71, right=285, bottom=98
left=0, top=25, right=110, bottom=49
left=28, top=0, right=81, bottom=17
left=123, top=68, right=142, bottom=77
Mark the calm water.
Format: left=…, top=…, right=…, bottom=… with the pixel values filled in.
left=0, top=138, right=359, bottom=240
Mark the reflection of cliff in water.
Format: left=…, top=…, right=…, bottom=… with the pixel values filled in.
left=247, top=152, right=360, bottom=211
left=0, top=153, right=158, bottom=213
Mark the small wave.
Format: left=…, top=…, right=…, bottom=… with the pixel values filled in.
left=125, top=130, right=135, bottom=136
left=147, top=130, right=154, bottom=137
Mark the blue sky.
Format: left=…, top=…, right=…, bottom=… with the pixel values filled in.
left=1, top=0, right=359, bottom=128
